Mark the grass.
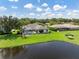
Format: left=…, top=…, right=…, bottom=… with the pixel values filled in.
left=0, top=30, right=79, bottom=48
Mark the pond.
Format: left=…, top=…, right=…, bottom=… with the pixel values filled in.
left=0, top=41, right=79, bottom=59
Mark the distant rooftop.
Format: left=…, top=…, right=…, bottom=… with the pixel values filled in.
left=22, top=23, right=48, bottom=30
left=50, top=24, right=79, bottom=29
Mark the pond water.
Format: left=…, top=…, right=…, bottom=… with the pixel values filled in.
left=0, top=41, right=79, bottom=59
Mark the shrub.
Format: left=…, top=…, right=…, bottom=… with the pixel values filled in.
left=48, top=30, right=52, bottom=33
left=49, top=27, right=58, bottom=31
left=11, top=29, right=20, bottom=35
left=0, top=31, right=5, bottom=35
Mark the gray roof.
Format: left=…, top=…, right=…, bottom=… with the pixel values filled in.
left=22, top=24, right=48, bottom=30
left=50, top=24, right=79, bottom=29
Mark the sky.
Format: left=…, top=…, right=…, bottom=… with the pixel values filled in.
left=0, top=0, right=79, bottom=19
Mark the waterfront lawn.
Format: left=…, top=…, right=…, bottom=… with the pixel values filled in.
left=0, top=30, right=79, bottom=48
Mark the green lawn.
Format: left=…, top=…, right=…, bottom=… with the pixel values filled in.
left=0, top=30, right=79, bottom=48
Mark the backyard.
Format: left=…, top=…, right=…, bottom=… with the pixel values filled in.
left=0, top=30, right=79, bottom=48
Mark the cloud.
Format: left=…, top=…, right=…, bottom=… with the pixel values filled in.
left=67, top=11, right=78, bottom=16
left=8, top=0, right=19, bottom=2
left=45, top=14, right=55, bottom=19
left=29, top=13, right=35, bottom=16
left=40, top=11, right=54, bottom=19
left=41, top=3, right=48, bottom=7
left=66, top=10, right=79, bottom=18
left=44, top=7, right=52, bottom=12
left=36, top=7, right=42, bottom=12
left=0, top=6, right=7, bottom=12
left=47, top=13, right=63, bottom=18
left=73, top=10, right=79, bottom=13
left=11, top=6, right=18, bottom=9
left=67, top=12, right=78, bottom=18
left=24, top=3, right=34, bottom=9
left=12, top=14, right=16, bottom=16
left=47, top=13, right=55, bottom=17
left=53, top=4, right=67, bottom=11
left=41, top=10, right=64, bottom=19
left=27, top=13, right=35, bottom=18
left=57, top=14, right=63, bottom=17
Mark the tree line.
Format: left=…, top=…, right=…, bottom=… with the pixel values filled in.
left=0, top=16, right=79, bottom=34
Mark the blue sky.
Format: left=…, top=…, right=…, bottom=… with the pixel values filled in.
left=0, top=0, right=79, bottom=19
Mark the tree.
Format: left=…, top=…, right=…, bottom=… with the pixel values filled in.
left=19, top=18, right=31, bottom=26
left=0, top=16, right=21, bottom=33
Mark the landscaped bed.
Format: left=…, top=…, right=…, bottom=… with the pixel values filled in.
left=0, top=30, right=79, bottom=48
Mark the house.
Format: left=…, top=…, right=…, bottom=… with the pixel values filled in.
left=22, top=23, right=48, bottom=35
left=49, top=24, right=79, bottom=31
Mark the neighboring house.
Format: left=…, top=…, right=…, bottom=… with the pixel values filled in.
left=50, top=24, right=79, bottom=31
left=22, top=23, right=48, bottom=35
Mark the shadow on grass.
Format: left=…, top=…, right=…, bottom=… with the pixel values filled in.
left=0, top=34, right=21, bottom=40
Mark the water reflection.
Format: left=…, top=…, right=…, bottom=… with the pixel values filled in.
left=0, top=46, right=26, bottom=59
left=0, top=41, right=79, bottom=59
